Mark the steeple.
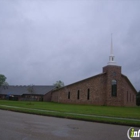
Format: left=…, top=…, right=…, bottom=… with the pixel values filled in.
left=108, top=34, right=117, bottom=65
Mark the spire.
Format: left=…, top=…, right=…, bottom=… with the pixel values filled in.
left=108, top=34, right=117, bottom=65
left=111, top=33, right=113, bottom=54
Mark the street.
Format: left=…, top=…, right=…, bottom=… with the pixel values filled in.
left=0, top=110, right=133, bottom=140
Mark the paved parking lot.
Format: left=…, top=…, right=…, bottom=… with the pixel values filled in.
left=0, top=110, right=132, bottom=140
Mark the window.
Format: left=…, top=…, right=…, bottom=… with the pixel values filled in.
left=127, top=91, right=128, bottom=102
left=111, top=80, right=117, bottom=96
left=77, top=90, right=80, bottom=100
left=87, top=89, right=90, bottom=100
left=68, top=92, right=70, bottom=99
left=130, top=93, right=131, bottom=102
left=133, top=95, right=134, bottom=102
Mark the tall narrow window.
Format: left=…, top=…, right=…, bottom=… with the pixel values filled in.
left=68, top=92, right=70, bottom=99
left=130, top=93, right=131, bottom=102
left=127, top=91, right=128, bottom=102
left=133, top=95, right=134, bottom=102
left=77, top=90, right=80, bottom=100
left=87, top=88, right=90, bottom=100
left=111, top=80, right=117, bottom=96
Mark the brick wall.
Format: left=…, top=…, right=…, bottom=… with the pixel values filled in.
left=103, top=65, right=124, bottom=106
left=51, top=65, right=137, bottom=106
left=51, top=73, right=107, bottom=105
left=43, top=91, right=52, bottom=102
left=122, top=75, right=136, bottom=106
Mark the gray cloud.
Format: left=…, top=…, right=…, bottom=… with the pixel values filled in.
left=0, top=0, right=140, bottom=91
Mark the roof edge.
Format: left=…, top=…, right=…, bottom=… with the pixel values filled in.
left=53, top=72, right=106, bottom=92
left=121, top=74, right=137, bottom=94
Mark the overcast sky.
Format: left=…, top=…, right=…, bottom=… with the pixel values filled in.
left=0, top=0, right=140, bottom=91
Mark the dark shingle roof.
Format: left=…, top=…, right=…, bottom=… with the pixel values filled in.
left=0, top=85, right=55, bottom=96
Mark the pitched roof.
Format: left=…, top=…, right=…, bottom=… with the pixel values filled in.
left=0, top=85, right=55, bottom=96
left=52, top=72, right=106, bottom=92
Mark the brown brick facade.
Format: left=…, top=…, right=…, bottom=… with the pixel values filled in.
left=122, top=75, right=136, bottom=106
left=50, top=65, right=136, bottom=106
left=51, top=73, right=106, bottom=105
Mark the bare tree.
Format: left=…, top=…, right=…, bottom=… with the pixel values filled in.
left=27, top=85, right=34, bottom=94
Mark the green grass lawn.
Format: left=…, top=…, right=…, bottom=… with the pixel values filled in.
left=0, top=100, right=140, bottom=126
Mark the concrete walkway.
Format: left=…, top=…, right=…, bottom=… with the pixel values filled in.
left=0, top=104, right=140, bottom=122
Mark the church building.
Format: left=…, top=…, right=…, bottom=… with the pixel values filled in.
left=50, top=39, right=137, bottom=106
